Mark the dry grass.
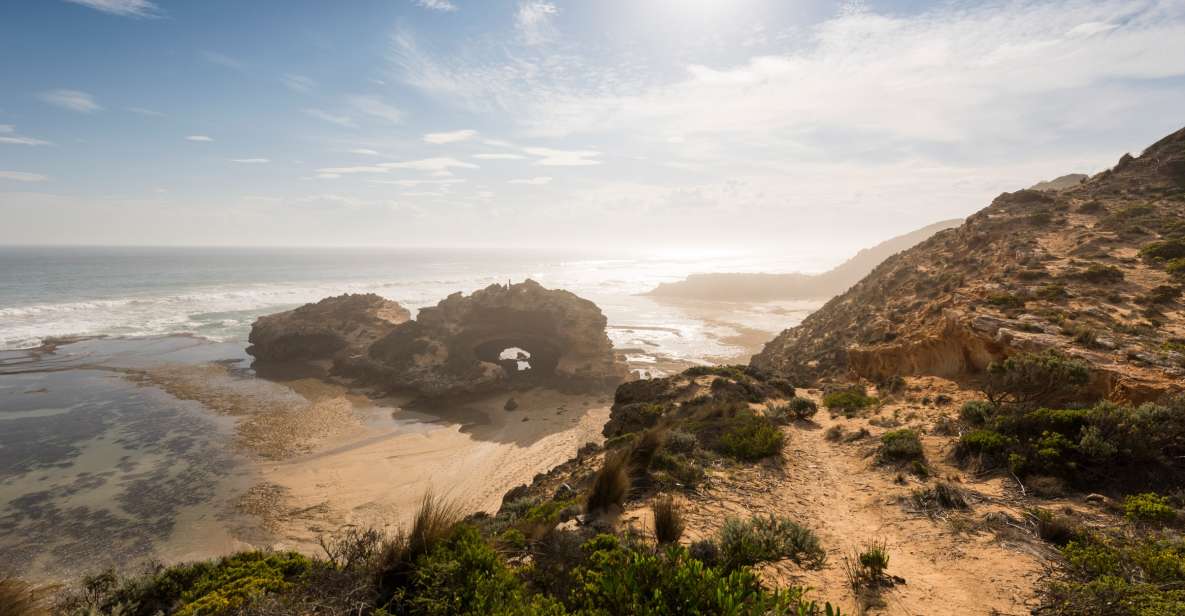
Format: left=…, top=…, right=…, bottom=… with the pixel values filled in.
left=651, top=496, right=685, bottom=544
left=377, top=491, right=464, bottom=582
left=0, top=576, right=49, bottom=616
left=629, top=427, right=666, bottom=471
left=587, top=451, right=631, bottom=514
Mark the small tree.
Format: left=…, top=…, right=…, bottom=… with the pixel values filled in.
left=982, top=351, right=1091, bottom=408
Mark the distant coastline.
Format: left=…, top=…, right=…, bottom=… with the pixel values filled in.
left=645, top=218, right=963, bottom=302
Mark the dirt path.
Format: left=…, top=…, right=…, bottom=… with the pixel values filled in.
left=627, top=384, right=1051, bottom=614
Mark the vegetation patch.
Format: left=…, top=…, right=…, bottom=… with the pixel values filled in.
left=823, top=388, right=878, bottom=415
left=716, top=514, right=827, bottom=571
left=877, top=429, right=925, bottom=465
left=982, top=351, right=1091, bottom=408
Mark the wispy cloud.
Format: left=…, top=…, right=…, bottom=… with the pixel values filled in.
left=348, top=96, right=404, bottom=124
left=231, top=158, right=269, bottom=163
left=414, top=0, right=458, bottom=12
left=423, top=129, right=477, bottom=144
left=515, top=1, right=559, bottom=45
left=474, top=153, right=525, bottom=160
left=127, top=106, right=165, bottom=116
left=524, top=147, right=601, bottom=166
left=303, top=108, right=357, bottom=128
left=349, top=148, right=382, bottom=156
left=186, top=135, right=214, bottom=142
left=0, top=171, right=49, bottom=182
left=316, top=157, right=478, bottom=178
left=63, top=0, right=160, bottom=18
left=0, top=125, right=52, bottom=146
left=202, top=51, right=245, bottom=72
left=509, top=176, right=552, bottom=185
left=282, top=74, right=316, bottom=93
left=40, top=89, right=101, bottom=113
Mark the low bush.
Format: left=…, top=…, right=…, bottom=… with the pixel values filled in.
left=1043, top=530, right=1185, bottom=615
left=662, top=429, right=697, bottom=454
left=877, top=429, right=924, bottom=464
left=1124, top=493, right=1177, bottom=524
left=1168, top=257, right=1185, bottom=278
left=987, top=292, right=1026, bottom=309
left=717, top=515, right=827, bottom=571
left=714, top=413, right=784, bottom=461
left=982, top=351, right=1091, bottom=408
left=823, top=389, right=877, bottom=415
left=959, top=400, right=996, bottom=425
left=650, top=450, right=705, bottom=488
left=910, top=482, right=970, bottom=514
left=1072, top=263, right=1125, bottom=284
left=1139, top=239, right=1185, bottom=261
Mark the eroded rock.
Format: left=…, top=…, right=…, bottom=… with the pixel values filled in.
left=340, top=280, right=629, bottom=397
left=247, top=293, right=411, bottom=363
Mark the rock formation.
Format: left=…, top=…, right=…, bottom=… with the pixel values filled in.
left=345, top=280, right=629, bottom=397
left=247, top=293, right=410, bottom=363
left=753, top=125, right=1185, bottom=403
left=646, top=219, right=961, bottom=301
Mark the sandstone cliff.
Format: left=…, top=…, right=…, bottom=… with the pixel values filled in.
left=246, top=293, right=411, bottom=363
left=752, top=126, right=1185, bottom=402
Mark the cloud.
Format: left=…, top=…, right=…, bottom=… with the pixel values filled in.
left=348, top=96, right=404, bottom=124
left=282, top=74, right=316, bottom=93
left=0, top=126, right=52, bottom=146
left=516, top=1, right=559, bottom=45
left=63, top=0, right=160, bottom=18
left=414, top=0, right=458, bottom=12
left=303, top=108, right=357, bottom=128
left=40, top=89, right=101, bottom=113
left=0, top=171, right=49, bottom=182
left=349, top=148, right=382, bottom=156
left=424, top=129, right=478, bottom=144
left=369, top=178, right=466, bottom=187
left=186, top=135, right=214, bottom=142
left=127, top=106, right=165, bottom=116
left=202, top=51, right=245, bottom=71
left=509, top=176, right=552, bottom=185
left=524, top=147, right=601, bottom=166
left=231, top=158, right=270, bottom=163
left=316, top=157, right=478, bottom=178
left=474, top=153, right=526, bottom=160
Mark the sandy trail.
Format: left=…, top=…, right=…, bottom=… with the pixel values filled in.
left=624, top=380, right=1048, bottom=615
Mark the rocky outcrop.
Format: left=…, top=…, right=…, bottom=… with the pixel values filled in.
left=247, top=293, right=410, bottom=363
left=753, top=125, right=1185, bottom=402
left=339, top=280, right=629, bottom=397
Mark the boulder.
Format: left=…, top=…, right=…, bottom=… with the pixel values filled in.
left=247, top=293, right=410, bottom=363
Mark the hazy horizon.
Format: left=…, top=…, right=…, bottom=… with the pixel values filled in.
left=3, top=0, right=1185, bottom=260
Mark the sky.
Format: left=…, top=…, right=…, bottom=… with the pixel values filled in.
left=2, top=0, right=1185, bottom=258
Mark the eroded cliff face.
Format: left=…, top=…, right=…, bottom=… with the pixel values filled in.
left=313, top=280, right=631, bottom=398
left=753, top=126, right=1185, bottom=402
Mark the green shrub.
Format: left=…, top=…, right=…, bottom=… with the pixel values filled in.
left=982, top=351, right=1091, bottom=408
left=987, top=292, right=1026, bottom=309
left=823, top=390, right=877, bottom=414
left=568, top=534, right=824, bottom=615
left=717, top=515, right=826, bottom=571
left=878, top=429, right=924, bottom=464
left=959, top=400, right=995, bottom=425
left=955, top=430, right=1012, bottom=462
left=402, top=525, right=562, bottom=615
left=786, top=397, right=819, bottom=420
left=1140, top=239, right=1185, bottom=261
left=1168, top=258, right=1185, bottom=278
left=1073, top=264, right=1125, bottom=284
left=715, top=413, right=784, bottom=461
left=650, top=450, right=705, bottom=488
left=1124, top=493, right=1177, bottom=524
left=1044, top=531, right=1185, bottom=615
left=663, top=429, right=697, bottom=454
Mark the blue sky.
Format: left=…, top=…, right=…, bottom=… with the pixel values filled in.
left=2, top=0, right=1185, bottom=256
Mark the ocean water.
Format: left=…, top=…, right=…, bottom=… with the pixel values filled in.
left=0, top=246, right=826, bottom=366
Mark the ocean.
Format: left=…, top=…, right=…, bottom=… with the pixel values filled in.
left=0, top=245, right=827, bottom=367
